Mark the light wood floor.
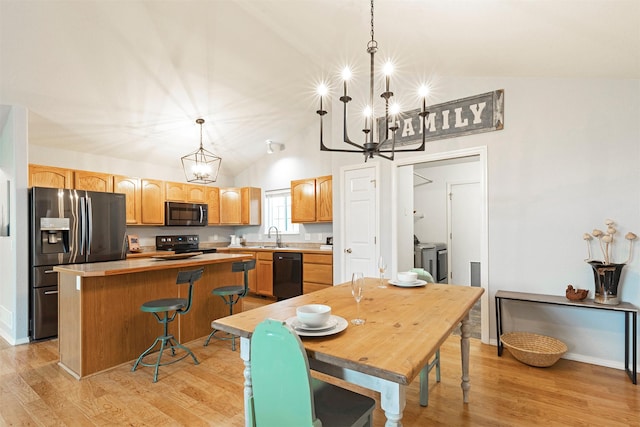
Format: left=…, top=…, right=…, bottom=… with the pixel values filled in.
left=1, top=327, right=638, bottom=427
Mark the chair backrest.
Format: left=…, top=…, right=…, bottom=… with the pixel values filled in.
left=175, top=267, right=204, bottom=315
left=232, top=259, right=256, bottom=297
left=410, top=267, right=435, bottom=283
left=250, top=319, right=319, bottom=427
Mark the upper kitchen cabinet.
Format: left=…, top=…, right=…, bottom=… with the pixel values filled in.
left=220, top=187, right=242, bottom=224
left=165, top=182, right=206, bottom=203
left=241, top=187, right=261, bottom=225
left=219, top=187, right=262, bottom=225
left=205, top=187, right=220, bottom=225
left=29, top=164, right=73, bottom=189
left=74, top=170, right=114, bottom=192
left=113, top=175, right=141, bottom=225
left=140, top=179, right=165, bottom=225
left=315, top=175, right=332, bottom=222
left=291, top=175, right=332, bottom=223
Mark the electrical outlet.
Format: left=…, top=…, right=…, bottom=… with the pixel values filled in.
left=316, top=233, right=323, bottom=241
left=305, top=233, right=311, bottom=241
left=213, top=234, right=218, bottom=241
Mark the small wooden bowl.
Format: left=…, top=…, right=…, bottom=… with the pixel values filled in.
left=565, top=285, right=588, bottom=301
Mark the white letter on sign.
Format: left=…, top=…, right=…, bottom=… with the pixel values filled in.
left=442, top=110, right=450, bottom=130
left=469, top=102, right=486, bottom=124
left=402, top=118, right=416, bottom=137
left=454, top=107, right=468, bottom=128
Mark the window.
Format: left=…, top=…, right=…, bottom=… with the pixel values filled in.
left=264, top=189, right=299, bottom=234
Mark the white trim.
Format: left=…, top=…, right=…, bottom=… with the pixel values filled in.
left=391, top=146, right=489, bottom=343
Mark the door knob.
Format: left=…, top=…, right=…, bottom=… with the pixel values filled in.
left=344, top=248, right=352, bottom=253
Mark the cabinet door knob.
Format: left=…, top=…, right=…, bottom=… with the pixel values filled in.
left=344, top=248, right=352, bottom=254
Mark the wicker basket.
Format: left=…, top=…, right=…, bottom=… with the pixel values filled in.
left=500, top=332, right=568, bottom=367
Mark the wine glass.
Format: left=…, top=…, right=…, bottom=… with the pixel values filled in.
left=351, top=272, right=365, bottom=325
left=378, top=256, right=387, bottom=288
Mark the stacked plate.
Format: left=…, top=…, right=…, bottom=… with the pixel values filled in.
left=388, top=277, right=427, bottom=288
left=285, top=315, right=348, bottom=337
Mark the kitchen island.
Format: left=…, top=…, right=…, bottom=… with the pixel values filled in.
left=54, top=252, right=254, bottom=379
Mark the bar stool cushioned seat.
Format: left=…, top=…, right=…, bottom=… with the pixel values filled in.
left=131, top=268, right=203, bottom=382
left=204, top=259, right=256, bottom=350
left=250, top=318, right=375, bottom=427
left=411, top=268, right=441, bottom=406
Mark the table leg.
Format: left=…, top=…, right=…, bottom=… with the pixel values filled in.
left=460, top=314, right=471, bottom=403
left=379, top=380, right=406, bottom=427
left=496, top=296, right=503, bottom=356
left=239, top=337, right=253, bottom=427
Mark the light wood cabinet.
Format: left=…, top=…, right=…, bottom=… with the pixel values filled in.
left=303, top=253, right=333, bottom=294
left=113, top=175, right=141, bottom=224
left=29, top=164, right=73, bottom=189
left=140, top=179, right=165, bottom=225
left=291, top=178, right=316, bottom=222
left=165, top=182, right=207, bottom=203
left=241, top=187, right=262, bottom=225
left=74, top=170, right=114, bottom=192
left=291, top=175, right=332, bottom=223
left=165, top=181, right=186, bottom=201
left=315, top=175, right=332, bottom=222
left=256, top=252, right=274, bottom=296
left=205, top=187, right=220, bottom=225
left=220, top=188, right=242, bottom=224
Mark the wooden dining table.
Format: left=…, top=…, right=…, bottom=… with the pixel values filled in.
left=212, top=277, right=484, bottom=427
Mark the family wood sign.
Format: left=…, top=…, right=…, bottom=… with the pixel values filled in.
left=377, top=89, right=504, bottom=146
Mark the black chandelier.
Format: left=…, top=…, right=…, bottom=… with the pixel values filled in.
left=316, top=0, right=428, bottom=161
left=181, top=118, right=222, bottom=184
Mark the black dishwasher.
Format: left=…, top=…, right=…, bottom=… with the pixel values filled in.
left=273, top=252, right=303, bottom=300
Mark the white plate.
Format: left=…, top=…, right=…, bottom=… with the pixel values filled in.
left=285, top=315, right=348, bottom=337
left=289, top=316, right=339, bottom=331
left=388, top=279, right=427, bottom=288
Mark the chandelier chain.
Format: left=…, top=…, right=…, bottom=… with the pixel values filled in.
left=370, top=0, right=375, bottom=43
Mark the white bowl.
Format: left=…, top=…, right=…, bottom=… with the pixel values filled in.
left=296, top=304, right=332, bottom=328
left=397, top=271, right=418, bottom=283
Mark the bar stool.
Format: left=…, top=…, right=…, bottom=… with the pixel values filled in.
left=204, top=259, right=256, bottom=350
left=131, top=267, right=203, bottom=382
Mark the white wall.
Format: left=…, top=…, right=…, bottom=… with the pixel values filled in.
left=0, top=105, right=29, bottom=344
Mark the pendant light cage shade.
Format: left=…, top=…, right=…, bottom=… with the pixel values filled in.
left=181, top=118, right=222, bottom=184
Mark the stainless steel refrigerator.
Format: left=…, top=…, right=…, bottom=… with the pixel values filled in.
left=29, top=187, right=127, bottom=340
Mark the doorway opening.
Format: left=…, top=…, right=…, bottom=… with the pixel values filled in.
left=392, top=147, right=488, bottom=343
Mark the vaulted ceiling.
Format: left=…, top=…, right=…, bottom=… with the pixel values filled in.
left=1, top=0, right=638, bottom=176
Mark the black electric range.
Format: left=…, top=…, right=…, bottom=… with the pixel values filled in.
left=155, top=234, right=217, bottom=254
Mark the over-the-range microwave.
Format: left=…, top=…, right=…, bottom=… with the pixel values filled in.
left=164, top=201, right=208, bottom=226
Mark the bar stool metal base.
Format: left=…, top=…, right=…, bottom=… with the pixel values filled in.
left=132, top=334, right=199, bottom=383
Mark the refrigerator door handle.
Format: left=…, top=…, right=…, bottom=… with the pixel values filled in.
left=80, top=197, right=87, bottom=255
left=44, top=290, right=59, bottom=295
left=86, top=196, right=93, bottom=255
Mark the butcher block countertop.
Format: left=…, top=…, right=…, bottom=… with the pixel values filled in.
left=53, top=252, right=253, bottom=277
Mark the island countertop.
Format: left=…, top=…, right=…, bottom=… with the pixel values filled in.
left=53, top=252, right=252, bottom=277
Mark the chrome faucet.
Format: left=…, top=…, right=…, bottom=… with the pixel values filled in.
left=267, top=226, right=282, bottom=248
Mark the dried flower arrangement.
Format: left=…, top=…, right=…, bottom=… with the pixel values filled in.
left=583, top=219, right=637, bottom=265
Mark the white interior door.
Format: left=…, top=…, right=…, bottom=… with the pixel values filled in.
left=448, top=181, right=481, bottom=285
left=342, top=165, right=378, bottom=281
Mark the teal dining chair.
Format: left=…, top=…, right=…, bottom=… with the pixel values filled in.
left=250, top=318, right=375, bottom=427
left=411, top=268, right=442, bottom=406
left=204, top=259, right=256, bottom=350
left=131, top=267, right=203, bottom=382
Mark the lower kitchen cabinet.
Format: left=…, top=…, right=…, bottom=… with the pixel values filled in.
left=256, top=252, right=274, bottom=296
left=303, top=253, right=333, bottom=294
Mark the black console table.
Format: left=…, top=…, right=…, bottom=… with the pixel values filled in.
left=495, top=290, right=637, bottom=384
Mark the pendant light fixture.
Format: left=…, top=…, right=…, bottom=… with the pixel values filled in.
left=181, top=118, right=222, bottom=184
left=316, top=0, right=429, bottom=161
